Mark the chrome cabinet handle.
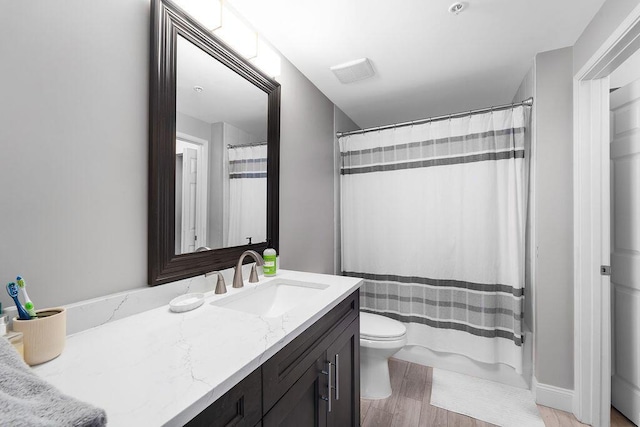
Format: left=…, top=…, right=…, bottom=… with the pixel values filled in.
left=321, top=361, right=332, bottom=413
left=334, top=354, right=340, bottom=401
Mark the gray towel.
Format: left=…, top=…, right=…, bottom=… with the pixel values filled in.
left=0, top=337, right=107, bottom=427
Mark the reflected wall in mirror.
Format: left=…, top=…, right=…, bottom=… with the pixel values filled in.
left=175, top=36, right=267, bottom=254
left=149, top=0, right=280, bottom=286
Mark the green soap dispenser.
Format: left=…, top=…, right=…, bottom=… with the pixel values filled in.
left=263, top=247, right=277, bottom=276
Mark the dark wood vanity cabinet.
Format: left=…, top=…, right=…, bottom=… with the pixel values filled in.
left=263, top=291, right=360, bottom=427
left=326, top=319, right=360, bottom=427
left=262, top=355, right=329, bottom=427
left=186, top=368, right=262, bottom=427
left=186, top=290, right=360, bottom=427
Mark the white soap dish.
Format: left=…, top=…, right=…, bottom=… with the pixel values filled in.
left=169, top=293, right=205, bottom=313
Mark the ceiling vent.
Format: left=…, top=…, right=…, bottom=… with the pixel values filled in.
left=330, top=58, right=375, bottom=84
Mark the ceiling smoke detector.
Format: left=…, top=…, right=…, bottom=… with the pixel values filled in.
left=449, top=2, right=465, bottom=15
left=330, top=58, right=375, bottom=84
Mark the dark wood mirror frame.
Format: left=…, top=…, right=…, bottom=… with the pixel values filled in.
left=149, top=0, right=280, bottom=286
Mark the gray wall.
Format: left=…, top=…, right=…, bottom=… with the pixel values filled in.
left=176, top=112, right=231, bottom=250
left=333, top=107, right=359, bottom=274
left=276, top=57, right=337, bottom=274
left=512, top=0, right=640, bottom=392
left=0, top=0, right=353, bottom=311
left=517, top=47, right=574, bottom=390
left=210, top=122, right=224, bottom=248
left=512, top=63, right=535, bottom=333
left=573, top=0, right=640, bottom=75
left=0, top=0, right=149, bottom=311
left=177, top=112, right=212, bottom=142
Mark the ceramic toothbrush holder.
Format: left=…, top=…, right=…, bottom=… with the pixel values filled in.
left=12, top=307, right=66, bottom=366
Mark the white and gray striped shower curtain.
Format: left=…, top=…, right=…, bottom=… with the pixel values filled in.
left=339, top=106, right=530, bottom=372
left=226, top=144, right=267, bottom=247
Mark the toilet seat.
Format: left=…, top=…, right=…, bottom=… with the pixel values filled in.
left=360, top=312, right=407, bottom=341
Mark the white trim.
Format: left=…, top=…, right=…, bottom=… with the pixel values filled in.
left=529, top=59, right=538, bottom=387
left=176, top=132, right=209, bottom=250
left=177, top=132, right=208, bottom=147
left=576, top=5, right=640, bottom=81
left=573, top=5, right=640, bottom=427
left=533, top=377, right=574, bottom=413
left=573, top=77, right=611, bottom=427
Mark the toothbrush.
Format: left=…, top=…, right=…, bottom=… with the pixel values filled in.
left=6, top=282, right=31, bottom=320
left=16, top=276, right=36, bottom=317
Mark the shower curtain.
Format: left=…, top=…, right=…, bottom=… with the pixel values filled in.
left=340, top=106, right=530, bottom=372
left=226, top=144, right=267, bottom=247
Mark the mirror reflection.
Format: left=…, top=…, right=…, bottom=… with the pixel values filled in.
left=175, top=35, right=267, bottom=254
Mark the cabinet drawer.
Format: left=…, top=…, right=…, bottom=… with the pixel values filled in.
left=262, top=290, right=359, bottom=413
left=186, top=368, right=262, bottom=427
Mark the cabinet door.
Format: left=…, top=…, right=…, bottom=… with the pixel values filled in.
left=186, top=368, right=262, bottom=427
left=326, top=318, right=360, bottom=427
left=262, top=291, right=359, bottom=414
left=263, top=356, right=329, bottom=427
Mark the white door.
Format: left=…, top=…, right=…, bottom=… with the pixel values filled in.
left=181, top=147, right=198, bottom=253
left=610, top=77, right=640, bottom=426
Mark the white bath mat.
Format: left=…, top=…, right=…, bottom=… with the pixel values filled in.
left=430, top=368, right=545, bottom=427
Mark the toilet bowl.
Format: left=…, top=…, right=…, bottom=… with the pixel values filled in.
left=360, top=312, right=407, bottom=399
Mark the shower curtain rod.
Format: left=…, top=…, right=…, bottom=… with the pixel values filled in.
left=227, top=141, right=267, bottom=149
left=336, top=97, right=534, bottom=138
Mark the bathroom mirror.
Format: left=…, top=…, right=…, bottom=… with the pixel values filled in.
left=149, top=0, right=280, bottom=286
left=175, top=35, right=268, bottom=254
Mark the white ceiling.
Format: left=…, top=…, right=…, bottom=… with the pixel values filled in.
left=227, top=0, right=606, bottom=129
left=177, top=36, right=267, bottom=140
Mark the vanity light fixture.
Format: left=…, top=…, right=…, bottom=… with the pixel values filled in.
left=250, top=38, right=282, bottom=79
left=173, top=0, right=281, bottom=78
left=214, top=1, right=258, bottom=59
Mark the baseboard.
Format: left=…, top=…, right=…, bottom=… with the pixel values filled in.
left=532, top=377, right=574, bottom=413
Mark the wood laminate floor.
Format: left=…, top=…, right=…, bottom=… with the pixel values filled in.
left=360, top=358, right=636, bottom=427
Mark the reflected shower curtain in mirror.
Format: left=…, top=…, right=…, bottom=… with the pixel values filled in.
left=226, top=144, right=267, bottom=247
left=340, top=106, right=530, bottom=372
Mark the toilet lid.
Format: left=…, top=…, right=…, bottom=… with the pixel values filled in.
left=360, top=312, right=406, bottom=340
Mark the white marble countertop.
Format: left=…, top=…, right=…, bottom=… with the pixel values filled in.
left=33, top=270, right=362, bottom=426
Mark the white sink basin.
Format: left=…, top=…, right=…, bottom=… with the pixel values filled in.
left=211, top=279, right=330, bottom=317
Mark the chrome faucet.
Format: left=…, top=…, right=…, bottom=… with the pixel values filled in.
left=233, top=250, right=265, bottom=288
left=205, top=271, right=227, bottom=294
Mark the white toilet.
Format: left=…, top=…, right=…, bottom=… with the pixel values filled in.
left=360, top=312, right=407, bottom=399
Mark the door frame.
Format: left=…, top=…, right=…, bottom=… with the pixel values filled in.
left=177, top=132, right=209, bottom=251
left=573, top=5, right=640, bottom=426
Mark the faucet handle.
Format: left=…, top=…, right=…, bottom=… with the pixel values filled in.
left=206, top=271, right=227, bottom=294
left=249, top=264, right=259, bottom=283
